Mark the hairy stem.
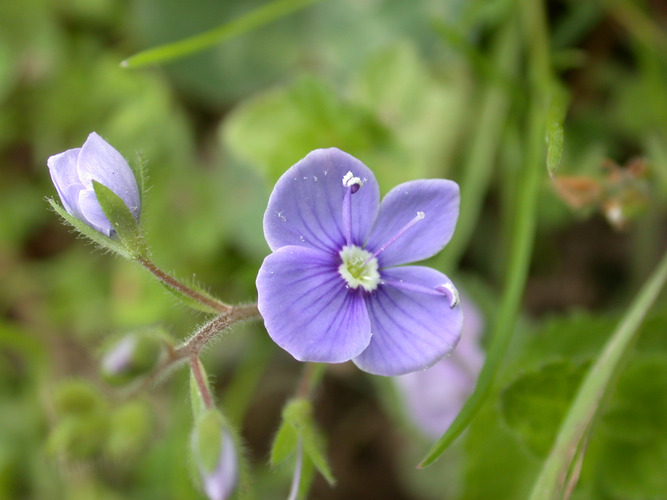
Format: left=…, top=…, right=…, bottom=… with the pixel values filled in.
left=190, top=355, right=214, bottom=410
left=123, top=304, right=261, bottom=398
left=137, top=256, right=233, bottom=313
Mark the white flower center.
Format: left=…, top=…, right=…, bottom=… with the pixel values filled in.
left=338, top=245, right=380, bottom=292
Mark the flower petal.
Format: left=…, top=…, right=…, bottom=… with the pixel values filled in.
left=394, top=295, right=484, bottom=438
left=78, top=189, right=114, bottom=236
left=77, top=132, right=141, bottom=219
left=353, top=266, right=463, bottom=376
left=365, top=179, right=459, bottom=267
left=256, top=245, right=372, bottom=363
left=47, top=148, right=85, bottom=217
left=263, top=148, right=380, bottom=253
left=394, top=358, right=474, bottom=438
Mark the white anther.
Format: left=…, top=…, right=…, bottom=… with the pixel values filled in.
left=342, top=171, right=363, bottom=189
left=436, top=283, right=460, bottom=309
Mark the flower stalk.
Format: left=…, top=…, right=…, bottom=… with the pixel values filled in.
left=137, top=256, right=233, bottom=314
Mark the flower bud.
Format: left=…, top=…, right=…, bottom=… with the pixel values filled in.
left=47, top=132, right=140, bottom=237
left=100, top=330, right=164, bottom=386
left=47, top=413, right=108, bottom=460
left=105, top=400, right=154, bottom=460
left=53, top=379, right=105, bottom=417
left=191, top=411, right=238, bottom=500
left=394, top=295, right=484, bottom=439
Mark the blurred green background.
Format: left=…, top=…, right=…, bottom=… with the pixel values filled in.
left=1, top=0, right=666, bottom=499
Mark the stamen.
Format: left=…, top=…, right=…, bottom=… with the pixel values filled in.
left=341, top=171, right=363, bottom=244
left=367, top=211, right=425, bottom=261
left=342, top=171, right=363, bottom=193
left=435, top=283, right=460, bottom=308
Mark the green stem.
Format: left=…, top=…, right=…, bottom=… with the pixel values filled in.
left=419, top=0, right=549, bottom=468
left=439, top=22, right=520, bottom=271
left=529, top=249, right=667, bottom=500
left=122, top=305, right=261, bottom=398
left=137, top=256, right=233, bottom=313
left=190, top=355, right=214, bottom=410
left=296, top=363, right=326, bottom=399
left=178, top=304, right=261, bottom=356
left=121, top=0, right=325, bottom=68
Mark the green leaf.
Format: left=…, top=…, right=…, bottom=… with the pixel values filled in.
left=545, top=84, right=569, bottom=177
left=528, top=250, right=667, bottom=500
left=301, top=421, right=335, bottom=486
left=272, top=398, right=336, bottom=485
left=93, top=181, right=147, bottom=258
left=270, top=419, right=298, bottom=466
left=47, top=197, right=133, bottom=259
left=121, top=0, right=324, bottom=68
left=349, top=41, right=469, bottom=182
left=222, top=75, right=398, bottom=187
left=501, top=361, right=587, bottom=456
left=595, top=353, right=667, bottom=499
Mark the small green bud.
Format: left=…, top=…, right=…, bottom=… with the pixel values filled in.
left=105, top=400, right=154, bottom=460
left=53, top=379, right=105, bottom=417
left=47, top=413, right=108, bottom=460
left=191, top=410, right=238, bottom=500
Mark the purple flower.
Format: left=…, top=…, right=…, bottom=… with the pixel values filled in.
left=192, top=425, right=238, bottom=500
left=394, top=295, right=484, bottom=438
left=256, top=148, right=463, bottom=376
left=47, top=132, right=140, bottom=236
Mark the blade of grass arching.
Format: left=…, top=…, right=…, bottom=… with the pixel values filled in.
left=438, top=21, right=520, bottom=272
left=121, top=0, right=324, bottom=69
left=419, top=0, right=551, bottom=468
left=528, top=249, right=667, bottom=500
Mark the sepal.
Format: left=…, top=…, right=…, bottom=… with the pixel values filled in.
left=190, top=410, right=239, bottom=500
left=93, top=181, right=148, bottom=258
left=47, top=197, right=133, bottom=259
left=270, top=397, right=335, bottom=486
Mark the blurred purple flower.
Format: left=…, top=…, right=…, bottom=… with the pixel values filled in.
left=193, top=426, right=238, bottom=500
left=256, top=148, right=463, bottom=376
left=47, top=132, right=140, bottom=236
left=394, top=295, right=484, bottom=438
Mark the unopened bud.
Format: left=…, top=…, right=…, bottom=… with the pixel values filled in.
left=105, top=400, right=154, bottom=460
left=100, top=330, right=165, bottom=386
left=191, top=410, right=238, bottom=500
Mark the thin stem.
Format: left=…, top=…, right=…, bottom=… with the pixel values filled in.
left=190, top=355, right=214, bottom=410
left=529, top=249, right=667, bottom=500
left=137, top=256, right=232, bottom=313
left=178, top=304, right=261, bottom=357
left=122, top=0, right=325, bottom=68
left=419, top=2, right=547, bottom=468
left=122, top=304, right=261, bottom=399
left=295, top=363, right=326, bottom=399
